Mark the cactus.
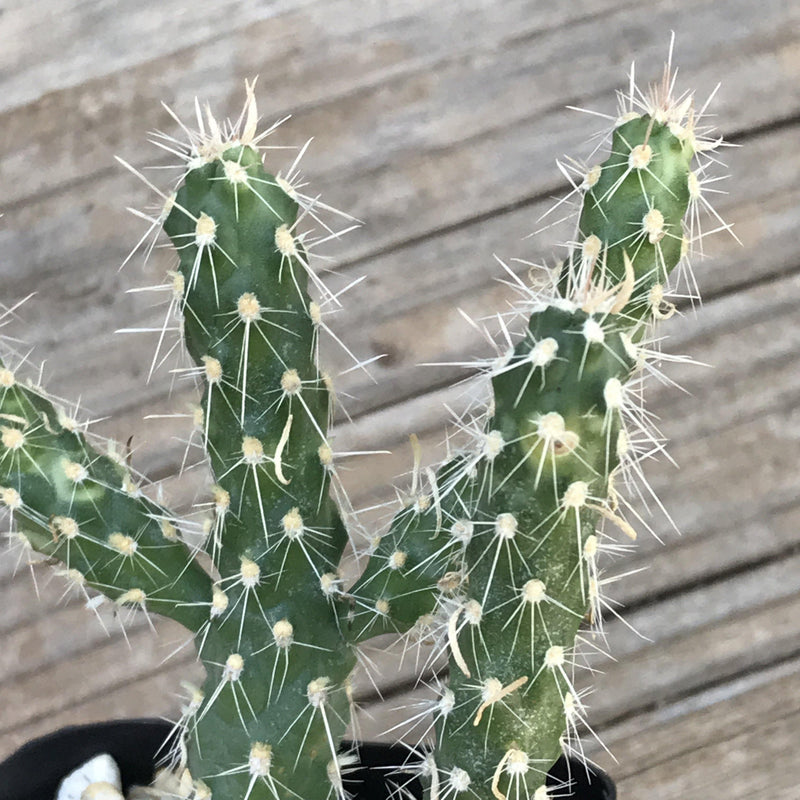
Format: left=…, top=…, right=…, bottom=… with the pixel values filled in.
left=341, top=50, right=727, bottom=799
left=1, top=45, right=730, bottom=800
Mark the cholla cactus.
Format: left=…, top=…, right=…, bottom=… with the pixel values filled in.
left=342, top=46, right=729, bottom=799
left=0, top=43, right=730, bottom=800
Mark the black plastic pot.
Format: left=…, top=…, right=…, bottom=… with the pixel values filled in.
left=0, top=719, right=615, bottom=800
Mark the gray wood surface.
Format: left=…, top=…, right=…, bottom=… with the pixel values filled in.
left=1, top=1, right=798, bottom=797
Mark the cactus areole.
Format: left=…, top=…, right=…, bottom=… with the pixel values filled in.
left=1, top=45, right=731, bottom=800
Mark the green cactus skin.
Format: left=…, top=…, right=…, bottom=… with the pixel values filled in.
left=344, top=75, right=715, bottom=800
left=1, top=87, right=358, bottom=800
left=159, top=133, right=356, bottom=799
left=0, top=360, right=213, bottom=632
left=429, top=305, right=638, bottom=798
left=0, top=54, right=727, bottom=800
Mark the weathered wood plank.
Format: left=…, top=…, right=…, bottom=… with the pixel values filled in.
left=0, top=0, right=628, bottom=206
left=592, top=497, right=800, bottom=611
left=605, top=664, right=800, bottom=799
left=617, top=714, right=800, bottom=799
left=1, top=0, right=638, bottom=121
left=598, top=584, right=800, bottom=725
left=595, top=655, right=800, bottom=773
left=0, top=655, right=200, bottom=763
left=0, top=591, right=147, bottom=687
left=0, top=0, right=322, bottom=115
left=0, top=618, right=197, bottom=738
left=0, top=568, right=86, bottom=635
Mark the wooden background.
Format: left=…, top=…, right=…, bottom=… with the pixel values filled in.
left=1, top=2, right=799, bottom=797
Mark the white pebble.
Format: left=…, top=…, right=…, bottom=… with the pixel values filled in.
left=56, top=754, right=122, bottom=800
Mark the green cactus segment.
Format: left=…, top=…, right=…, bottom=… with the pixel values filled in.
left=427, top=116, right=698, bottom=796
left=0, top=362, right=212, bottom=631
left=347, top=115, right=693, bottom=646
left=337, top=114, right=696, bottom=796
left=431, top=306, right=634, bottom=792
left=343, top=455, right=478, bottom=643
left=560, top=114, right=693, bottom=328
left=162, top=143, right=355, bottom=798
left=163, top=144, right=340, bottom=573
